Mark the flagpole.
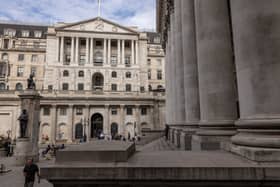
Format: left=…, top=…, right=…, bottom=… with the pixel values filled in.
left=98, top=0, right=101, bottom=17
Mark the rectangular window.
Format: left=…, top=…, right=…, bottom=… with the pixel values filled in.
left=125, top=84, right=131, bottom=92
left=43, top=107, right=50, bottom=116
left=21, top=30, right=29, bottom=37
left=126, top=107, right=133, bottom=115
left=141, top=108, right=147, bottom=115
left=17, top=66, right=24, bottom=77
left=111, top=84, right=117, bottom=91
left=79, top=55, right=85, bottom=65
left=48, top=85, right=53, bottom=91
left=148, top=69, right=151, bottom=80
left=65, top=55, right=71, bottom=65
left=62, top=83, right=69, bottom=90
left=3, top=39, right=9, bottom=49
left=76, top=107, right=83, bottom=115
left=60, top=108, right=67, bottom=116
left=33, top=41, right=40, bottom=48
left=111, top=108, right=118, bottom=115
left=31, top=54, right=38, bottom=62
left=140, top=86, right=145, bottom=92
left=111, top=55, right=117, bottom=66
left=147, top=59, right=151, bottom=65
left=125, top=56, right=131, bottom=67
left=96, top=40, right=102, bottom=46
left=31, top=67, right=36, bottom=77
left=157, top=70, right=162, bottom=80
left=78, top=83, right=84, bottom=91
left=20, top=40, right=27, bottom=47
left=18, top=54, right=24, bottom=61
left=34, top=31, right=42, bottom=38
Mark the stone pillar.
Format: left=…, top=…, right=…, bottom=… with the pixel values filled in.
left=75, top=37, right=79, bottom=63
left=193, top=0, right=237, bottom=150
left=85, top=105, right=90, bottom=142
left=103, top=38, right=107, bottom=65
left=117, top=40, right=121, bottom=65
left=230, top=0, right=280, bottom=161
left=131, top=40, right=135, bottom=65
left=108, top=39, right=111, bottom=65
left=71, top=37, right=75, bottom=63
left=60, top=36, right=64, bottom=63
left=120, top=105, right=125, bottom=136
left=181, top=0, right=200, bottom=128
left=121, top=40, right=125, bottom=65
left=85, top=38, right=89, bottom=64
left=174, top=0, right=185, bottom=125
left=135, top=40, right=139, bottom=65
left=57, top=37, right=60, bottom=62
left=165, top=31, right=171, bottom=125
left=90, top=38, right=94, bottom=64
left=14, top=90, right=41, bottom=165
left=104, top=105, right=110, bottom=135
left=135, top=105, right=141, bottom=136
left=68, top=105, right=74, bottom=143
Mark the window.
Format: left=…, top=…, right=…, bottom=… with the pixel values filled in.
left=21, top=30, right=29, bottom=37
left=126, top=84, right=131, bottom=92
left=111, top=84, right=117, bottom=91
left=12, top=41, right=15, bottom=48
left=94, top=51, right=103, bottom=65
left=126, top=107, right=133, bottom=115
left=154, top=37, right=161, bottom=43
left=60, top=108, right=67, bottom=116
left=79, top=55, right=86, bottom=65
left=34, top=31, right=42, bottom=38
left=65, top=55, right=70, bottom=65
left=141, top=108, right=147, bottom=115
left=65, top=39, right=71, bottom=46
left=62, top=83, right=69, bottom=90
left=149, top=85, right=152, bottom=91
left=4, top=29, right=16, bottom=37
left=43, top=107, right=50, bottom=116
left=2, top=53, right=8, bottom=60
left=63, top=70, right=69, bottom=77
left=140, top=86, right=145, bottom=92
left=111, top=40, right=117, bottom=47
left=31, top=55, right=38, bottom=62
left=3, top=39, right=9, bottom=49
left=147, top=59, right=151, bottom=65
left=111, top=55, right=117, bottom=66
left=157, top=59, right=162, bottom=66
left=15, top=83, right=23, bottom=90
left=148, top=69, right=151, bottom=80
left=0, top=83, right=5, bottom=91
left=125, top=41, right=130, bottom=48
left=125, top=56, right=131, bottom=67
left=20, top=40, right=27, bottom=46
left=76, top=107, right=83, bottom=115
left=17, top=66, right=24, bottom=77
left=96, top=40, right=102, bottom=46
left=48, top=85, right=53, bottom=91
left=0, top=62, right=7, bottom=78
left=18, top=54, right=24, bottom=61
left=78, top=71, right=84, bottom=77
left=111, top=108, right=117, bottom=115
left=33, top=41, right=40, bottom=48
left=126, top=72, right=131, bottom=78
left=77, top=83, right=84, bottom=91
left=31, top=67, right=36, bottom=77
left=80, top=39, right=86, bottom=46
left=111, top=71, right=117, bottom=78
left=157, top=70, right=162, bottom=80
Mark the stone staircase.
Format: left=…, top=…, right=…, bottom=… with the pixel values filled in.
left=137, top=137, right=178, bottom=152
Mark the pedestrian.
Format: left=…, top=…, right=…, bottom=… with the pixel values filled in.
left=23, top=158, right=40, bottom=187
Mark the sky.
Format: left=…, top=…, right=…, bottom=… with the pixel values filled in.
left=0, top=0, right=156, bottom=31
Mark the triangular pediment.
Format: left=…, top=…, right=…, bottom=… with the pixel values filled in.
left=56, top=17, right=138, bottom=34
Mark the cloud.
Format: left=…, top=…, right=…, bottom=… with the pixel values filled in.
left=0, top=0, right=156, bottom=30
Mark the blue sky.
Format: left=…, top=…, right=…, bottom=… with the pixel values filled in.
left=0, top=0, right=156, bottom=30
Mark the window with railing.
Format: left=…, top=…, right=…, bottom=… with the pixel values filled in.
left=94, top=51, right=103, bottom=66
left=17, top=66, right=24, bottom=77
left=64, top=55, right=70, bottom=65
left=79, top=55, right=85, bottom=65
left=125, top=56, right=131, bottom=67
left=111, top=55, right=117, bottom=66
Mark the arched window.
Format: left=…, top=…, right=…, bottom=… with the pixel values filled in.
left=78, top=71, right=84, bottom=77
left=125, top=72, right=131, bottom=78
left=92, top=73, right=104, bottom=91
left=1, top=53, right=8, bottom=60
left=15, top=83, right=23, bottom=90
left=63, top=70, right=69, bottom=77
left=75, top=123, right=83, bottom=139
left=111, top=71, right=117, bottom=78
left=0, top=83, right=5, bottom=90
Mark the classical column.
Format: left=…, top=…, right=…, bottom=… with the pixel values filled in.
left=50, top=105, right=57, bottom=144
left=90, top=38, right=94, bottom=64
left=120, top=105, right=125, bottom=136
left=85, top=38, right=89, bottom=64
left=68, top=105, right=74, bottom=143
left=75, top=37, right=79, bottom=63
left=117, top=39, right=121, bottom=65
left=181, top=0, right=200, bottom=127
left=230, top=0, right=280, bottom=161
left=131, top=40, right=135, bottom=65
left=135, top=105, right=141, bottom=135
left=194, top=0, right=237, bottom=150
left=60, top=36, right=64, bottom=63
left=165, top=31, right=171, bottom=125
left=107, top=39, right=111, bottom=65
left=56, top=37, right=60, bottom=62
left=103, top=38, right=107, bottom=65
left=174, top=0, right=185, bottom=125
left=135, top=40, right=139, bottom=65
left=121, top=40, right=125, bottom=65
left=71, top=37, right=75, bottom=63
left=85, top=105, right=90, bottom=142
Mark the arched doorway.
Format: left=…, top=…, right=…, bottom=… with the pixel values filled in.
left=111, top=123, right=118, bottom=139
left=91, top=113, right=103, bottom=138
left=75, top=123, right=83, bottom=139
left=92, top=73, right=104, bottom=91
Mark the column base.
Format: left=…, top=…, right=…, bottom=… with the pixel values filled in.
left=191, top=134, right=232, bottom=151
left=14, top=138, right=39, bottom=166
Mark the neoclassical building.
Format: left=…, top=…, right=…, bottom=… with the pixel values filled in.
left=0, top=18, right=166, bottom=144
left=157, top=0, right=280, bottom=161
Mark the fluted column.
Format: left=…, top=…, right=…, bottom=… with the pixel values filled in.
left=85, top=38, right=89, bottom=64
left=107, top=39, right=111, bottom=65
left=50, top=105, right=57, bottom=144
left=131, top=40, right=135, bottom=65
left=120, top=105, right=125, bottom=136
left=75, top=37, right=79, bottom=63
left=230, top=0, right=280, bottom=161
left=165, top=31, right=171, bottom=125
left=60, top=36, right=64, bottom=63
left=71, top=37, right=75, bottom=63
left=90, top=38, right=93, bottom=64
left=56, top=37, right=60, bottom=62
left=121, top=40, right=125, bottom=65
left=103, top=38, right=107, bottom=65
left=194, top=0, right=237, bottom=150
left=85, top=105, right=90, bottom=142
left=68, top=105, right=74, bottom=143
left=181, top=0, right=200, bottom=127
left=174, top=0, right=185, bottom=125
left=135, top=40, right=139, bottom=65
left=170, top=12, right=176, bottom=125
left=117, top=40, right=121, bottom=65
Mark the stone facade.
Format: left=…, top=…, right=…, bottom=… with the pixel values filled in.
left=157, top=0, right=280, bottom=161
left=0, top=18, right=165, bottom=144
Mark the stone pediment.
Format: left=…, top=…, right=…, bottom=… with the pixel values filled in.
left=56, top=17, right=138, bottom=34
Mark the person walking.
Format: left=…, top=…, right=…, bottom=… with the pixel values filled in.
left=23, top=158, right=40, bottom=187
